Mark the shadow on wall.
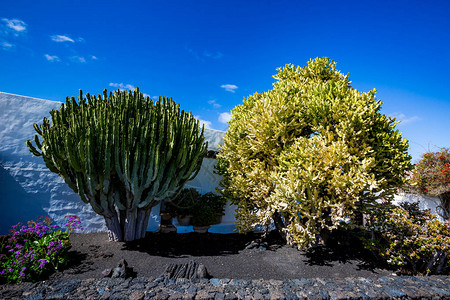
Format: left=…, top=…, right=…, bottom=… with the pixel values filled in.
left=0, top=165, right=49, bottom=234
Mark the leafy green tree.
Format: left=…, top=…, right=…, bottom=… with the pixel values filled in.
left=409, top=148, right=450, bottom=220
left=27, top=88, right=207, bottom=241
left=217, top=57, right=411, bottom=248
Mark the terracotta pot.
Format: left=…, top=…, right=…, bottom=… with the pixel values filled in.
left=177, top=215, right=192, bottom=226
left=159, top=224, right=177, bottom=233
left=193, top=225, right=210, bottom=233
left=160, top=212, right=172, bottom=221
left=214, top=212, right=224, bottom=224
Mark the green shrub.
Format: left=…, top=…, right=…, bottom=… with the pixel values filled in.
left=165, top=189, right=227, bottom=226
left=217, top=57, right=411, bottom=248
left=0, top=216, right=82, bottom=283
left=191, top=206, right=218, bottom=227
left=200, top=192, right=227, bottom=215
left=165, top=188, right=201, bottom=217
left=362, top=202, right=450, bottom=275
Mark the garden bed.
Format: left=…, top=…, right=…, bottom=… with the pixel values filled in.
left=44, top=231, right=392, bottom=281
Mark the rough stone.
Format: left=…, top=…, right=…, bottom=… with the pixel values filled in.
left=162, top=261, right=210, bottom=280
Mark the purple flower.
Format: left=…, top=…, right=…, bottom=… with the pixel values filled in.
left=47, top=240, right=63, bottom=251
left=0, top=269, right=6, bottom=276
left=37, top=259, right=47, bottom=269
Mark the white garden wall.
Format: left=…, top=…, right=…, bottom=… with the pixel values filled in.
left=0, top=92, right=235, bottom=235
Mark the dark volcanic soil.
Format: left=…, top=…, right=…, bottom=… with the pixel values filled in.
left=46, top=231, right=392, bottom=281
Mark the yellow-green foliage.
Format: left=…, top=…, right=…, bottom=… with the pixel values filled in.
left=217, top=57, right=411, bottom=248
left=363, top=202, right=450, bottom=275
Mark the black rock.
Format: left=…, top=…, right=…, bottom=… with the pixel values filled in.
left=162, top=260, right=210, bottom=280
left=102, top=259, right=132, bottom=279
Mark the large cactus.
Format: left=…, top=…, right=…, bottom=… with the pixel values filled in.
left=27, top=88, right=207, bottom=241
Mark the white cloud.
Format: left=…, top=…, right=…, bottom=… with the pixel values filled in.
left=44, top=54, right=60, bottom=62
left=51, top=35, right=75, bottom=43
left=1, top=41, right=14, bottom=49
left=152, top=96, right=159, bottom=100
left=219, top=112, right=231, bottom=124
left=109, top=82, right=136, bottom=90
left=186, top=46, right=224, bottom=61
left=108, top=83, right=151, bottom=97
left=203, top=51, right=223, bottom=59
left=70, top=56, right=86, bottom=63
left=91, top=55, right=98, bottom=60
left=221, top=84, right=238, bottom=93
left=391, top=113, right=421, bottom=126
left=208, top=99, right=221, bottom=108
left=195, top=116, right=212, bottom=129
left=2, top=18, right=27, bottom=33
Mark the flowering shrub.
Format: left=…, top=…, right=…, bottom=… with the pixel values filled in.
left=409, top=148, right=450, bottom=220
left=0, top=215, right=83, bottom=283
left=362, top=202, right=450, bottom=275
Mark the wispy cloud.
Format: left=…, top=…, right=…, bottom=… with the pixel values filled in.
left=219, top=112, right=231, bottom=124
left=108, top=82, right=151, bottom=98
left=70, top=56, right=86, bottom=63
left=1, top=18, right=27, bottom=34
left=195, top=116, right=212, bottom=129
left=203, top=51, right=223, bottom=59
left=208, top=99, right=221, bottom=108
left=391, top=113, right=421, bottom=126
left=1, top=41, right=14, bottom=50
left=51, top=35, right=75, bottom=43
left=109, top=82, right=136, bottom=90
left=91, top=55, right=98, bottom=60
left=186, top=46, right=224, bottom=61
left=221, top=84, right=238, bottom=93
left=44, top=54, right=60, bottom=62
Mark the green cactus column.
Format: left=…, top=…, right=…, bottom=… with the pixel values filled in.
left=27, top=88, right=207, bottom=241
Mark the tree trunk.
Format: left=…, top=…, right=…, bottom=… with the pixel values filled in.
left=124, top=208, right=137, bottom=242
left=136, top=208, right=151, bottom=239
left=272, top=211, right=294, bottom=246
left=104, top=213, right=123, bottom=242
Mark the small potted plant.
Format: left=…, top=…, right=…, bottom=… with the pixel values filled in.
left=165, top=188, right=200, bottom=226
left=191, top=205, right=218, bottom=233
left=200, top=192, right=227, bottom=224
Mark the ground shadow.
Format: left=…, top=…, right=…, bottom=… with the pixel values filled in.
left=121, top=231, right=288, bottom=258
left=122, top=232, right=258, bottom=257
left=302, top=229, right=392, bottom=272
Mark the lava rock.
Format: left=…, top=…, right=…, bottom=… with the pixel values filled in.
left=162, top=260, right=210, bottom=280
left=102, top=259, right=132, bottom=279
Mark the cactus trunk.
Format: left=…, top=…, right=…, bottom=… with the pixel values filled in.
left=105, top=212, right=123, bottom=242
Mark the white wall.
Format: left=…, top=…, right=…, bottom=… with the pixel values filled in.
left=0, top=92, right=233, bottom=234
left=393, top=192, right=445, bottom=222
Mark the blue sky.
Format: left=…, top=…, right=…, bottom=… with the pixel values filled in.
left=1, top=0, right=449, bottom=163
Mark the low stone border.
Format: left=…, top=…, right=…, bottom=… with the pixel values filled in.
left=1, top=275, right=449, bottom=299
